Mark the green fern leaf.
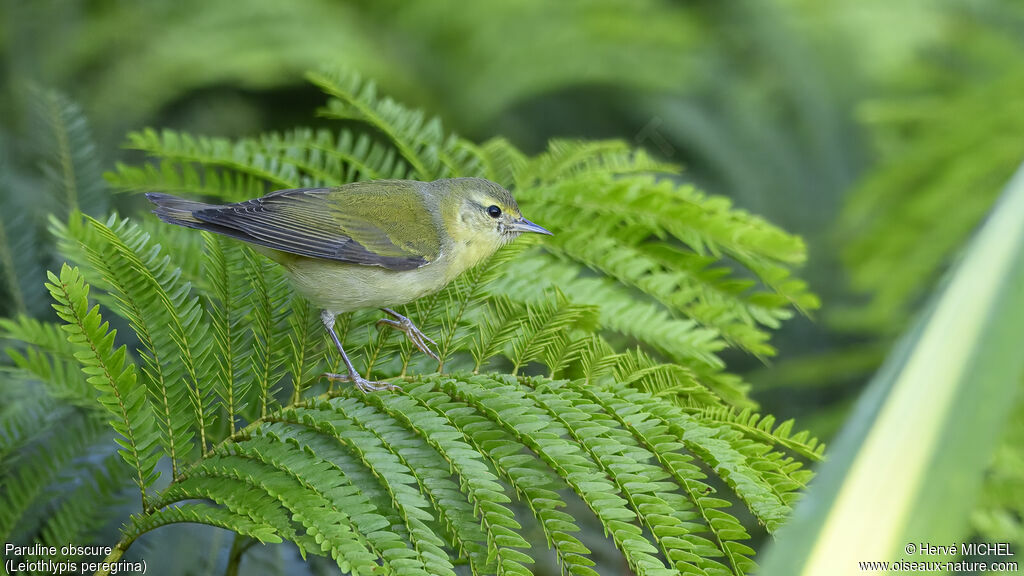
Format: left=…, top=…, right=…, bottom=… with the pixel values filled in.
left=203, top=233, right=255, bottom=435
left=45, top=264, right=161, bottom=506
left=28, top=86, right=108, bottom=217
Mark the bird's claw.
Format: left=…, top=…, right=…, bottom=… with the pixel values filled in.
left=323, top=372, right=401, bottom=393
left=377, top=310, right=440, bottom=361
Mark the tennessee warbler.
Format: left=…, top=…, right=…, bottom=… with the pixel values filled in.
left=147, top=177, right=551, bottom=392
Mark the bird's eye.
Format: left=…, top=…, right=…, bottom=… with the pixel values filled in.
left=487, top=205, right=502, bottom=218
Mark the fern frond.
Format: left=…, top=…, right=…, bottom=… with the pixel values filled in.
left=76, top=213, right=215, bottom=470
left=504, top=290, right=599, bottom=376
left=309, top=69, right=434, bottom=179
left=44, top=264, right=161, bottom=506
left=138, top=213, right=208, bottom=285
left=123, top=129, right=297, bottom=191
left=838, top=70, right=1024, bottom=332
left=620, top=389, right=797, bottom=534
left=124, top=502, right=283, bottom=548
left=0, top=403, right=107, bottom=542
left=1, top=316, right=98, bottom=411
left=286, top=298, right=328, bottom=405
left=428, top=374, right=670, bottom=575
left=29, top=86, right=108, bottom=216
left=259, top=128, right=411, bottom=184
left=156, top=475, right=305, bottom=553
left=203, top=233, right=254, bottom=435
left=243, top=248, right=293, bottom=419
left=107, top=159, right=272, bottom=203
left=107, top=127, right=414, bottom=202
left=515, top=139, right=679, bottom=187
left=357, top=389, right=525, bottom=574
left=0, top=395, right=59, bottom=465
left=269, top=404, right=458, bottom=576
left=475, top=137, right=528, bottom=186
left=0, top=176, right=49, bottom=317
left=183, top=446, right=401, bottom=574
left=491, top=253, right=727, bottom=370
left=470, top=295, right=527, bottom=373
left=607, top=348, right=723, bottom=408
left=39, top=454, right=131, bottom=557
left=578, top=385, right=760, bottom=574
left=308, top=68, right=484, bottom=180
left=384, top=381, right=593, bottom=575
left=696, top=407, right=825, bottom=462
left=48, top=213, right=108, bottom=291
left=526, top=378, right=741, bottom=575
left=19, top=301, right=819, bottom=576
left=515, top=174, right=816, bottom=357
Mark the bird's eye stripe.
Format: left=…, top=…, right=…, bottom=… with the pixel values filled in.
left=487, top=205, right=502, bottom=218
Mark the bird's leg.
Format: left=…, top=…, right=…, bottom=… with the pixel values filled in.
left=376, top=308, right=439, bottom=361
left=321, top=309, right=398, bottom=393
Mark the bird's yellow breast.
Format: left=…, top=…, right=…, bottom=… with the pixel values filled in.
left=269, top=230, right=501, bottom=314
left=274, top=254, right=449, bottom=314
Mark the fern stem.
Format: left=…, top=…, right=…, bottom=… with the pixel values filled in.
left=157, top=374, right=180, bottom=478
left=434, top=286, right=473, bottom=373
left=289, top=300, right=313, bottom=406
left=186, top=361, right=209, bottom=456
left=361, top=323, right=389, bottom=379
left=95, top=540, right=128, bottom=576
left=261, top=134, right=391, bottom=184
left=251, top=262, right=273, bottom=419
left=226, top=330, right=238, bottom=436
left=218, top=247, right=239, bottom=436
left=273, top=154, right=344, bottom=187
left=283, top=138, right=385, bottom=180
left=224, top=533, right=250, bottom=576
left=510, top=319, right=547, bottom=375
left=440, top=247, right=526, bottom=373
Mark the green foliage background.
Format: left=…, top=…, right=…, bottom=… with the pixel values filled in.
left=1, top=0, right=1022, bottom=574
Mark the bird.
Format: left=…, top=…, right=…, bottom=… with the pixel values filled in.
left=146, top=177, right=552, bottom=392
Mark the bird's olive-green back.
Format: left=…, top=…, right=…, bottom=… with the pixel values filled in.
left=192, top=180, right=443, bottom=270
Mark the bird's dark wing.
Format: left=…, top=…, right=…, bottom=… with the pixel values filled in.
left=190, top=184, right=442, bottom=271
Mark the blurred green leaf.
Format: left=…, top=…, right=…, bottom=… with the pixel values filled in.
left=759, top=162, right=1024, bottom=574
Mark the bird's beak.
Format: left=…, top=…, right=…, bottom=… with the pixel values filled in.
left=509, top=217, right=553, bottom=236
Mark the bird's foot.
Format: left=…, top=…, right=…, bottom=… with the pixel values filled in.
left=323, top=372, right=401, bottom=393
left=377, top=308, right=439, bottom=361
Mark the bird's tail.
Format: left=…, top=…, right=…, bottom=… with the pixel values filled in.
left=146, top=192, right=218, bottom=230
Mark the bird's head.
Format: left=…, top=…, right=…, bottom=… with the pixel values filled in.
left=439, top=178, right=551, bottom=254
